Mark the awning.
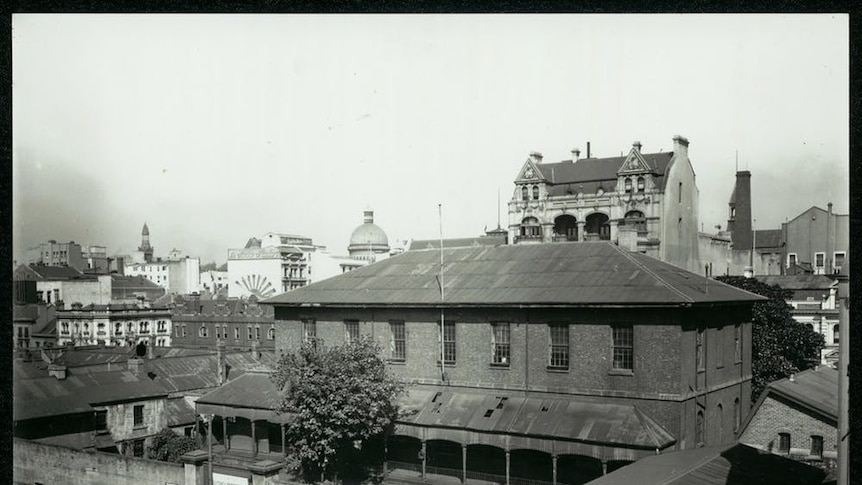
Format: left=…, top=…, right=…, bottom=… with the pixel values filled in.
left=392, top=387, right=674, bottom=461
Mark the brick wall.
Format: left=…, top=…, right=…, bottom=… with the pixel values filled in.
left=13, top=438, right=186, bottom=485
left=739, top=394, right=837, bottom=466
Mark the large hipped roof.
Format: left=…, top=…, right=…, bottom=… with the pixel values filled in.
left=263, top=242, right=765, bottom=308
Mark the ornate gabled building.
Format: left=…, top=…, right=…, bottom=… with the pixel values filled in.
left=509, top=136, right=701, bottom=273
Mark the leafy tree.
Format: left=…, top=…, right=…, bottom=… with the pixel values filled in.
left=716, top=276, right=824, bottom=402
left=147, top=428, right=200, bottom=462
left=272, top=337, right=404, bottom=482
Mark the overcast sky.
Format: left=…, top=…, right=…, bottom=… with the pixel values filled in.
left=12, top=14, right=848, bottom=265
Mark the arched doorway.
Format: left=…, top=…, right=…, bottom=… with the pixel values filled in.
left=558, top=454, right=604, bottom=485
left=426, top=440, right=463, bottom=479
left=465, top=444, right=506, bottom=480
left=553, top=215, right=579, bottom=241
left=585, top=213, right=610, bottom=240
left=510, top=449, right=553, bottom=483
left=386, top=435, right=423, bottom=472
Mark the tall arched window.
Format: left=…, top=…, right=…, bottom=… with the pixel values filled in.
left=532, top=186, right=540, bottom=200
left=521, top=186, right=529, bottom=201
left=833, top=325, right=839, bottom=344
left=624, top=178, right=633, bottom=193
left=199, top=325, right=208, bottom=338
left=696, top=409, right=705, bottom=447
left=637, top=176, right=645, bottom=192
left=717, top=403, right=724, bottom=443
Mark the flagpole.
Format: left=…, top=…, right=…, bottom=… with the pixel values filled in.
left=439, top=203, right=445, bottom=381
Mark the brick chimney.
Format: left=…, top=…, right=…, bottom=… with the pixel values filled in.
left=529, top=151, right=543, bottom=164
left=48, top=364, right=67, bottom=380
left=217, top=339, right=226, bottom=386
left=728, top=171, right=753, bottom=251
left=251, top=339, right=260, bottom=360
left=128, top=357, right=143, bottom=376
left=147, top=334, right=156, bottom=359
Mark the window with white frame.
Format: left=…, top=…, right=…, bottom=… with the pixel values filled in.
left=834, top=252, right=846, bottom=273
left=814, top=252, right=825, bottom=271
left=303, top=318, right=317, bottom=348
left=548, top=324, right=569, bottom=369
left=492, top=322, right=510, bottom=366
left=389, top=320, right=405, bottom=361
left=345, top=320, right=359, bottom=344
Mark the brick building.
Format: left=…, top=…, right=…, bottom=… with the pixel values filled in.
left=737, top=366, right=838, bottom=472
left=168, top=294, right=276, bottom=351
left=263, top=242, right=764, bottom=484
left=13, top=264, right=112, bottom=306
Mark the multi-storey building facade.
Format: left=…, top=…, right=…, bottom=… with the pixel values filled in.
left=782, top=204, right=849, bottom=276
left=124, top=257, right=201, bottom=295
left=82, top=245, right=109, bottom=273
left=169, top=295, right=276, bottom=351
left=508, top=136, right=701, bottom=273
left=263, top=242, right=763, bottom=483
left=57, top=302, right=173, bottom=347
left=758, top=275, right=839, bottom=366
left=26, top=240, right=85, bottom=271
left=13, top=264, right=112, bottom=306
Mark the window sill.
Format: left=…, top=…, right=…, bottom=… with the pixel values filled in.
left=489, top=363, right=510, bottom=369
left=608, top=369, right=634, bottom=376
left=133, top=425, right=147, bottom=430
left=387, top=359, right=406, bottom=365
left=436, top=362, right=456, bottom=368
left=546, top=366, right=569, bottom=373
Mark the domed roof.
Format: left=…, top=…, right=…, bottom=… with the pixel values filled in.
left=349, top=210, right=389, bottom=249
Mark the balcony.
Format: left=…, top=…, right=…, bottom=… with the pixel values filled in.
left=514, top=234, right=543, bottom=244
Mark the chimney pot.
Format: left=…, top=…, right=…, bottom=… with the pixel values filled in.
left=672, top=135, right=690, bottom=148
left=586, top=142, right=591, bottom=158
left=128, top=357, right=143, bottom=376
left=828, top=202, right=833, bottom=213
left=571, top=148, right=581, bottom=161
left=632, top=141, right=642, bottom=152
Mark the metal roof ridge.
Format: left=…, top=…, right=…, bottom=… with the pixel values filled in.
left=631, top=405, right=674, bottom=449
left=610, top=244, right=695, bottom=303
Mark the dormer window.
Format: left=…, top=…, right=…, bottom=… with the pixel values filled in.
left=637, top=177, right=645, bottom=192
left=521, top=186, right=529, bottom=201
left=624, top=178, right=633, bottom=193
left=532, top=186, right=539, bottom=200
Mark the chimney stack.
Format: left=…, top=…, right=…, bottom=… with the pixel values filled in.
left=216, top=339, right=226, bottom=386
left=632, top=141, right=642, bottom=153
left=529, top=151, right=543, bottom=164
left=128, top=357, right=143, bottom=376
left=147, top=334, right=156, bottom=359
left=586, top=142, right=591, bottom=158
left=672, top=135, right=689, bottom=158
left=251, top=339, right=260, bottom=360
left=571, top=148, right=580, bottom=161
left=48, top=364, right=67, bottom=380
left=828, top=202, right=833, bottom=214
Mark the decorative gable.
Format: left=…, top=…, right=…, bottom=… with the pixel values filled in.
left=618, top=148, right=652, bottom=175
left=516, top=159, right=545, bottom=183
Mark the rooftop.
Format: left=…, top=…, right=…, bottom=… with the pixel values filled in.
left=13, top=369, right=167, bottom=421
left=585, top=442, right=826, bottom=485
left=263, top=242, right=766, bottom=308
left=536, top=151, right=676, bottom=196
left=408, top=234, right=507, bottom=251
left=766, top=366, right=838, bottom=420
left=757, top=275, right=837, bottom=291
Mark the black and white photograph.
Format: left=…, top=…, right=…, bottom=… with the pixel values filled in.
left=11, top=13, right=850, bottom=485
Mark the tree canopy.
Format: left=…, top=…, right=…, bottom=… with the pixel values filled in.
left=716, top=275, right=824, bottom=402
left=272, top=337, right=404, bottom=481
left=146, top=428, right=200, bottom=462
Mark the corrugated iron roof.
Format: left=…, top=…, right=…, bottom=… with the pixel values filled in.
left=767, top=366, right=838, bottom=420
left=263, top=242, right=765, bottom=307
left=408, top=235, right=507, bottom=251
left=14, top=370, right=167, bottom=421
left=196, top=372, right=283, bottom=410
left=757, top=275, right=837, bottom=291
left=584, top=443, right=826, bottom=485
left=399, top=387, right=674, bottom=450
left=23, top=264, right=89, bottom=280
left=167, top=397, right=197, bottom=427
